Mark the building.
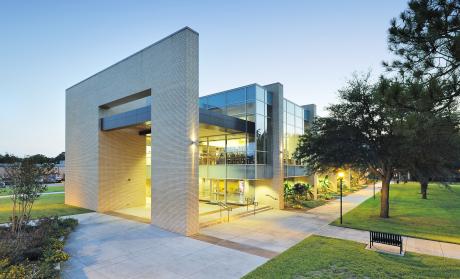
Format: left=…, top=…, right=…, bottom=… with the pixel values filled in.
left=65, top=27, right=316, bottom=236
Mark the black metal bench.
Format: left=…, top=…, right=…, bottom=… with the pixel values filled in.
left=370, top=231, right=403, bottom=254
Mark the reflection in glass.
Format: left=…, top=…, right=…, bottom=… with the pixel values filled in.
left=227, top=88, right=246, bottom=104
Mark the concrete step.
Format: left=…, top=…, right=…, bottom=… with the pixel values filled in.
left=199, top=205, right=272, bottom=228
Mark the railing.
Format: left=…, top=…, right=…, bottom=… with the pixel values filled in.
left=245, top=197, right=259, bottom=216
left=217, top=201, right=232, bottom=222
left=265, top=194, right=278, bottom=200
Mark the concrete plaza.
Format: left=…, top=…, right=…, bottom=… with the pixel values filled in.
left=63, top=185, right=460, bottom=278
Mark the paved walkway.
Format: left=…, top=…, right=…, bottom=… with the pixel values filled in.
left=62, top=213, right=267, bottom=279
left=202, top=185, right=460, bottom=260
left=0, top=191, right=64, bottom=199
left=62, top=185, right=460, bottom=278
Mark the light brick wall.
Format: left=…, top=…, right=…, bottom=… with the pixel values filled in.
left=99, top=128, right=146, bottom=212
left=65, top=27, right=199, bottom=235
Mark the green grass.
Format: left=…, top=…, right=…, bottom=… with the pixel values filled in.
left=0, top=193, right=92, bottom=223
left=0, top=185, right=64, bottom=196
left=332, top=182, right=460, bottom=244
left=243, top=235, right=460, bottom=279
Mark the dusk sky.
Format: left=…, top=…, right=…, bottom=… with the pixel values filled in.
left=1, top=0, right=408, bottom=157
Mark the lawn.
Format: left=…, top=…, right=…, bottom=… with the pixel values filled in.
left=0, top=185, right=64, bottom=196
left=0, top=193, right=91, bottom=223
left=332, top=182, right=460, bottom=244
left=243, top=235, right=460, bottom=279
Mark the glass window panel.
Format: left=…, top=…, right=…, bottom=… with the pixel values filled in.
left=246, top=101, right=256, bottom=114
left=226, top=103, right=246, bottom=116
left=283, top=99, right=287, bottom=113
left=295, top=117, right=303, bottom=129
left=247, top=134, right=255, bottom=164
left=256, top=114, right=266, bottom=151
left=267, top=104, right=273, bottom=118
left=226, top=134, right=246, bottom=154
left=227, top=88, right=246, bottom=104
left=199, top=97, right=207, bottom=109
left=287, top=101, right=295, bottom=115
left=256, top=151, right=266, bottom=164
left=256, top=87, right=265, bottom=102
left=266, top=118, right=272, bottom=154
left=295, top=126, right=303, bottom=135
left=246, top=114, right=256, bottom=124
left=256, top=100, right=265, bottom=116
left=267, top=92, right=273, bottom=105
left=295, top=106, right=303, bottom=118
left=246, top=86, right=256, bottom=101
left=199, top=140, right=208, bottom=165
left=287, top=113, right=295, bottom=126
left=208, top=94, right=226, bottom=109
left=208, top=135, right=226, bottom=165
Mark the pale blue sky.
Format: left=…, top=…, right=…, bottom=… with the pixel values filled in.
left=0, top=0, right=408, bottom=156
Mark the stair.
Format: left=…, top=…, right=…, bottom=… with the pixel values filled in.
left=199, top=205, right=272, bottom=228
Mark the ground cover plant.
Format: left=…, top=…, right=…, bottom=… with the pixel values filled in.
left=0, top=217, right=78, bottom=278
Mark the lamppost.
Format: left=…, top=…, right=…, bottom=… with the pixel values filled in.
left=338, top=171, right=345, bottom=224
left=373, top=180, right=376, bottom=200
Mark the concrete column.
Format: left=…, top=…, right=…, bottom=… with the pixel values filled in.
left=263, top=83, right=284, bottom=209
left=150, top=29, right=199, bottom=236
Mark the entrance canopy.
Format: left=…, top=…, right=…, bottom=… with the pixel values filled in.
left=100, top=105, right=255, bottom=135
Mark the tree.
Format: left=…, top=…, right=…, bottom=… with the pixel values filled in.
left=295, top=74, right=406, bottom=218
left=404, top=113, right=460, bottom=198
left=4, top=158, right=55, bottom=236
left=384, top=0, right=460, bottom=110
left=54, top=152, right=65, bottom=163
left=382, top=77, right=460, bottom=199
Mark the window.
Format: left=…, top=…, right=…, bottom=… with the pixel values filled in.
left=227, top=103, right=246, bottom=116
left=227, top=88, right=246, bottom=104
left=246, top=101, right=256, bottom=114
left=256, top=87, right=265, bottom=102
left=256, top=100, right=265, bottom=116
left=199, top=97, right=207, bottom=109
left=295, top=105, right=303, bottom=118
left=208, top=94, right=226, bottom=109
left=246, top=86, right=256, bottom=101
left=267, top=92, right=273, bottom=105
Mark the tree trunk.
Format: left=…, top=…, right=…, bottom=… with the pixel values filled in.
left=380, top=172, right=392, bottom=218
left=420, top=180, right=428, bottom=199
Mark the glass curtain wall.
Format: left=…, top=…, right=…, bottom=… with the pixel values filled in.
left=198, top=84, right=272, bottom=204
left=283, top=99, right=305, bottom=167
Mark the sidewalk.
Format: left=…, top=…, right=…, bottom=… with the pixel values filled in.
left=0, top=191, right=64, bottom=199
left=317, top=222, right=460, bottom=260
left=201, top=184, right=460, bottom=260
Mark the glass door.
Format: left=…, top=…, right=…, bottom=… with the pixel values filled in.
left=210, top=179, right=225, bottom=203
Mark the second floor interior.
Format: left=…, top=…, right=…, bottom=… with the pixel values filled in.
left=99, top=82, right=316, bottom=182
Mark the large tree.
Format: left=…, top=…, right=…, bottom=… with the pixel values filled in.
left=295, top=75, right=406, bottom=218
left=384, top=0, right=460, bottom=110
left=383, top=79, right=460, bottom=199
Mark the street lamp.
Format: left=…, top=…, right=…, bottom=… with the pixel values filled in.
left=338, top=171, right=345, bottom=224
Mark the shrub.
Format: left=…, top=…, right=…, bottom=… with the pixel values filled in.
left=0, top=217, right=78, bottom=278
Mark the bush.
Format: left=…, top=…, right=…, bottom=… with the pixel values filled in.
left=0, top=217, right=78, bottom=279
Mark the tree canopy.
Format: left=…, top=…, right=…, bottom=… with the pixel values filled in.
left=296, top=74, right=407, bottom=218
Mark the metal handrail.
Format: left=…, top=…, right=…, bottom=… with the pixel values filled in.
left=245, top=197, right=255, bottom=211
left=217, top=201, right=232, bottom=222
left=265, top=194, right=278, bottom=200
